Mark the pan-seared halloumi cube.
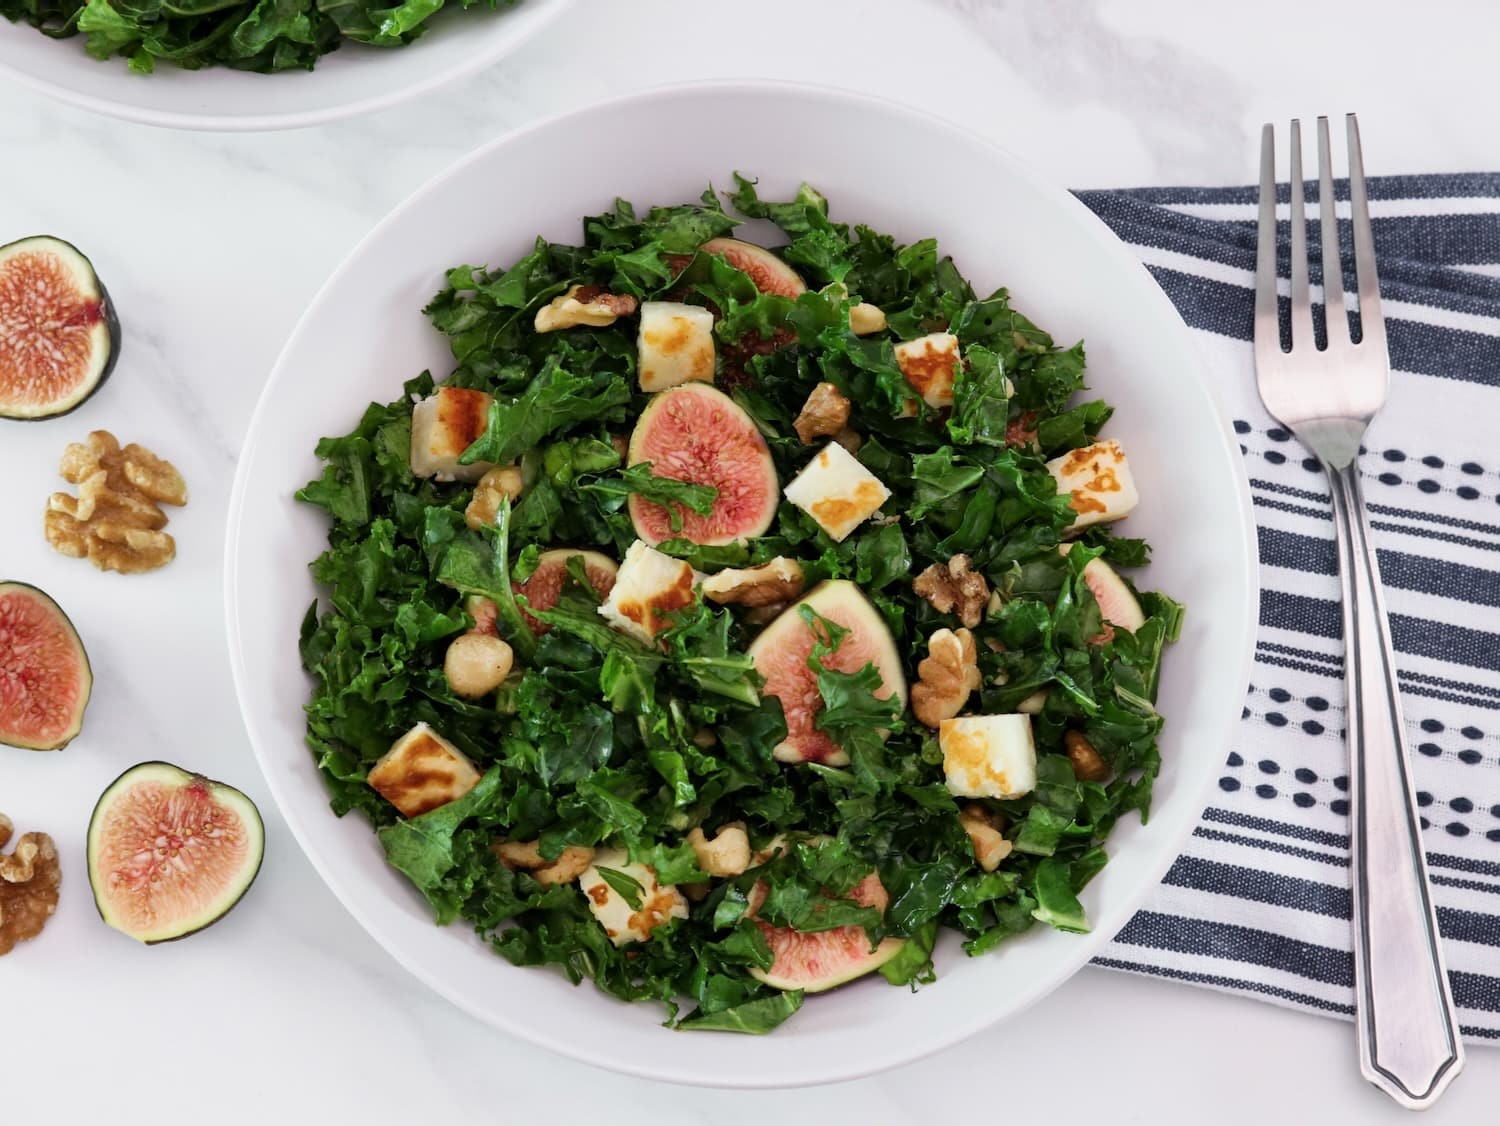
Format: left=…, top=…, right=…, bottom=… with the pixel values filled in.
left=409, top=386, right=494, bottom=482
left=637, top=301, right=716, bottom=392
left=367, top=722, right=482, bottom=817
left=579, top=848, right=688, bottom=946
left=939, top=714, right=1037, bottom=800
left=783, top=441, right=891, bottom=542
left=1046, top=439, right=1139, bottom=532
left=895, top=332, right=962, bottom=410
left=598, top=540, right=702, bottom=644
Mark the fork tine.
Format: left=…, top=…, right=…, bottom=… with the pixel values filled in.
left=1317, top=116, right=1349, bottom=346
left=1346, top=113, right=1387, bottom=355
left=1255, top=123, right=1282, bottom=360
left=1287, top=120, right=1316, bottom=350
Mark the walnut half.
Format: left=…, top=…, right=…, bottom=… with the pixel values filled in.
left=534, top=285, right=639, bottom=333
left=913, top=555, right=991, bottom=629
left=44, top=430, right=186, bottom=575
left=912, top=627, right=982, bottom=728
left=493, top=840, right=594, bottom=885
left=702, top=557, right=805, bottom=608
left=793, top=382, right=852, bottom=445
left=0, top=814, right=60, bottom=956
left=958, top=804, right=1013, bottom=872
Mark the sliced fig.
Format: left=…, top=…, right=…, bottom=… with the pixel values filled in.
left=749, top=869, right=905, bottom=992
left=0, top=237, right=119, bottom=420
left=0, top=581, right=91, bottom=751
left=747, top=580, right=907, bottom=766
left=513, top=548, right=619, bottom=633
left=1061, top=545, right=1145, bottom=643
left=1081, top=557, right=1145, bottom=634
left=700, top=237, right=806, bottom=297
left=627, top=383, right=779, bottom=546
left=87, top=761, right=264, bottom=944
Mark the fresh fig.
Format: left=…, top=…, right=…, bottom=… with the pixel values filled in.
left=749, top=869, right=905, bottom=991
left=1061, top=546, right=1145, bottom=642
left=0, top=237, right=119, bottom=420
left=465, top=549, right=618, bottom=637
left=87, top=761, right=264, bottom=944
left=514, top=548, right=619, bottom=633
left=627, top=383, right=779, bottom=546
left=700, top=237, right=807, bottom=298
left=747, top=580, right=907, bottom=765
left=0, top=581, right=91, bottom=751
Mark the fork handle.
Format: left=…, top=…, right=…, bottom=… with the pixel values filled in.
left=1327, top=459, right=1465, bottom=1108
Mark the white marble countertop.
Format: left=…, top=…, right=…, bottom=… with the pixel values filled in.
left=2, top=0, right=1497, bottom=1121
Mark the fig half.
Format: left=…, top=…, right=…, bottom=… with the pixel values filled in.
left=749, top=869, right=905, bottom=991
left=0, top=581, right=92, bottom=751
left=747, top=580, right=907, bottom=766
left=87, top=762, right=265, bottom=944
left=0, top=237, right=120, bottom=420
left=627, top=383, right=779, bottom=546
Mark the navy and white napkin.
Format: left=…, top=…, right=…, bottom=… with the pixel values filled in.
left=1076, top=175, right=1500, bottom=1043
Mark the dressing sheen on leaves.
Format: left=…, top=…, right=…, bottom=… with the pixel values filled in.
left=296, top=177, right=1181, bottom=1033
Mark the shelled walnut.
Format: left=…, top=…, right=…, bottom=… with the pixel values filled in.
left=913, top=554, right=990, bottom=628
left=792, top=382, right=851, bottom=444
left=493, top=840, right=594, bottom=885
left=912, top=627, right=981, bottom=728
left=44, top=430, right=187, bottom=574
left=701, top=557, right=805, bottom=607
left=0, top=814, right=60, bottom=956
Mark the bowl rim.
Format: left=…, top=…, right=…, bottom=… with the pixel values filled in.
left=0, top=0, right=574, bottom=132
left=224, top=77, right=1261, bottom=1086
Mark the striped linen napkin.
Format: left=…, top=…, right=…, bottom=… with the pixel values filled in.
left=1075, top=175, right=1500, bottom=1043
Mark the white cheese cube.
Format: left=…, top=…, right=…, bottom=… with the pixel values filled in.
left=895, top=332, right=961, bottom=409
left=637, top=301, right=716, bottom=392
left=579, top=848, right=688, bottom=946
left=1046, top=439, right=1139, bottom=531
left=409, top=386, right=494, bottom=482
left=783, top=441, right=891, bottom=542
left=940, top=714, right=1037, bottom=799
left=367, top=722, right=482, bottom=817
left=598, top=540, right=702, bottom=644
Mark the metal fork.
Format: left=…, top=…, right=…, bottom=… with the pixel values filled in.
left=1254, top=115, right=1465, bottom=1109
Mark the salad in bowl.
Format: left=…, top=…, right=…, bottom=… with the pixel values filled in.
left=294, top=176, right=1183, bottom=1034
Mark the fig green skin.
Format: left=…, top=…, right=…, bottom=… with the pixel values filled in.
left=0, top=235, right=121, bottom=422
left=87, top=761, right=265, bottom=945
left=0, top=580, right=92, bottom=751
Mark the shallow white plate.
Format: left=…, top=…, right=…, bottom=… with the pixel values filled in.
left=0, top=0, right=569, bottom=131
left=226, top=81, right=1258, bottom=1087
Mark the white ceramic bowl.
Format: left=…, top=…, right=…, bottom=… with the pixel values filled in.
left=226, top=81, right=1258, bottom=1087
left=0, top=0, right=570, bottom=131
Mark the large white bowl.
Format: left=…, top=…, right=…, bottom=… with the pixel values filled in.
left=0, top=0, right=569, bottom=130
left=226, top=82, right=1258, bottom=1087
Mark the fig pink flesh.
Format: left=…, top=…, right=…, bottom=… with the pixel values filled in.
left=0, top=250, right=100, bottom=413
left=750, top=872, right=901, bottom=990
left=0, top=585, right=86, bottom=746
left=627, top=384, right=778, bottom=546
left=513, top=550, right=618, bottom=634
left=93, top=779, right=255, bottom=936
left=749, top=582, right=905, bottom=766
left=700, top=237, right=806, bottom=297
left=1081, top=558, right=1145, bottom=636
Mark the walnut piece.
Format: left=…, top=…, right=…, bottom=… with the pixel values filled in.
left=493, top=839, right=594, bottom=885
left=701, top=557, right=805, bottom=607
left=44, top=430, right=186, bottom=574
left=912, top=627, right=982, bottom=728
left=793, top=382, right=852, bottom=445
left=534, top=284, right=639, bottom=333
left=0, top=813, right=60, bottom=956
left=913, top=554, right=991, bottom=628
left=1064, top=730, right=1110, bottom=782
left=687, top=822, right=752, bottom=878
left=464, top=465, right=524, bottom=530
left=958, top=804, right=1012, bottom=872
